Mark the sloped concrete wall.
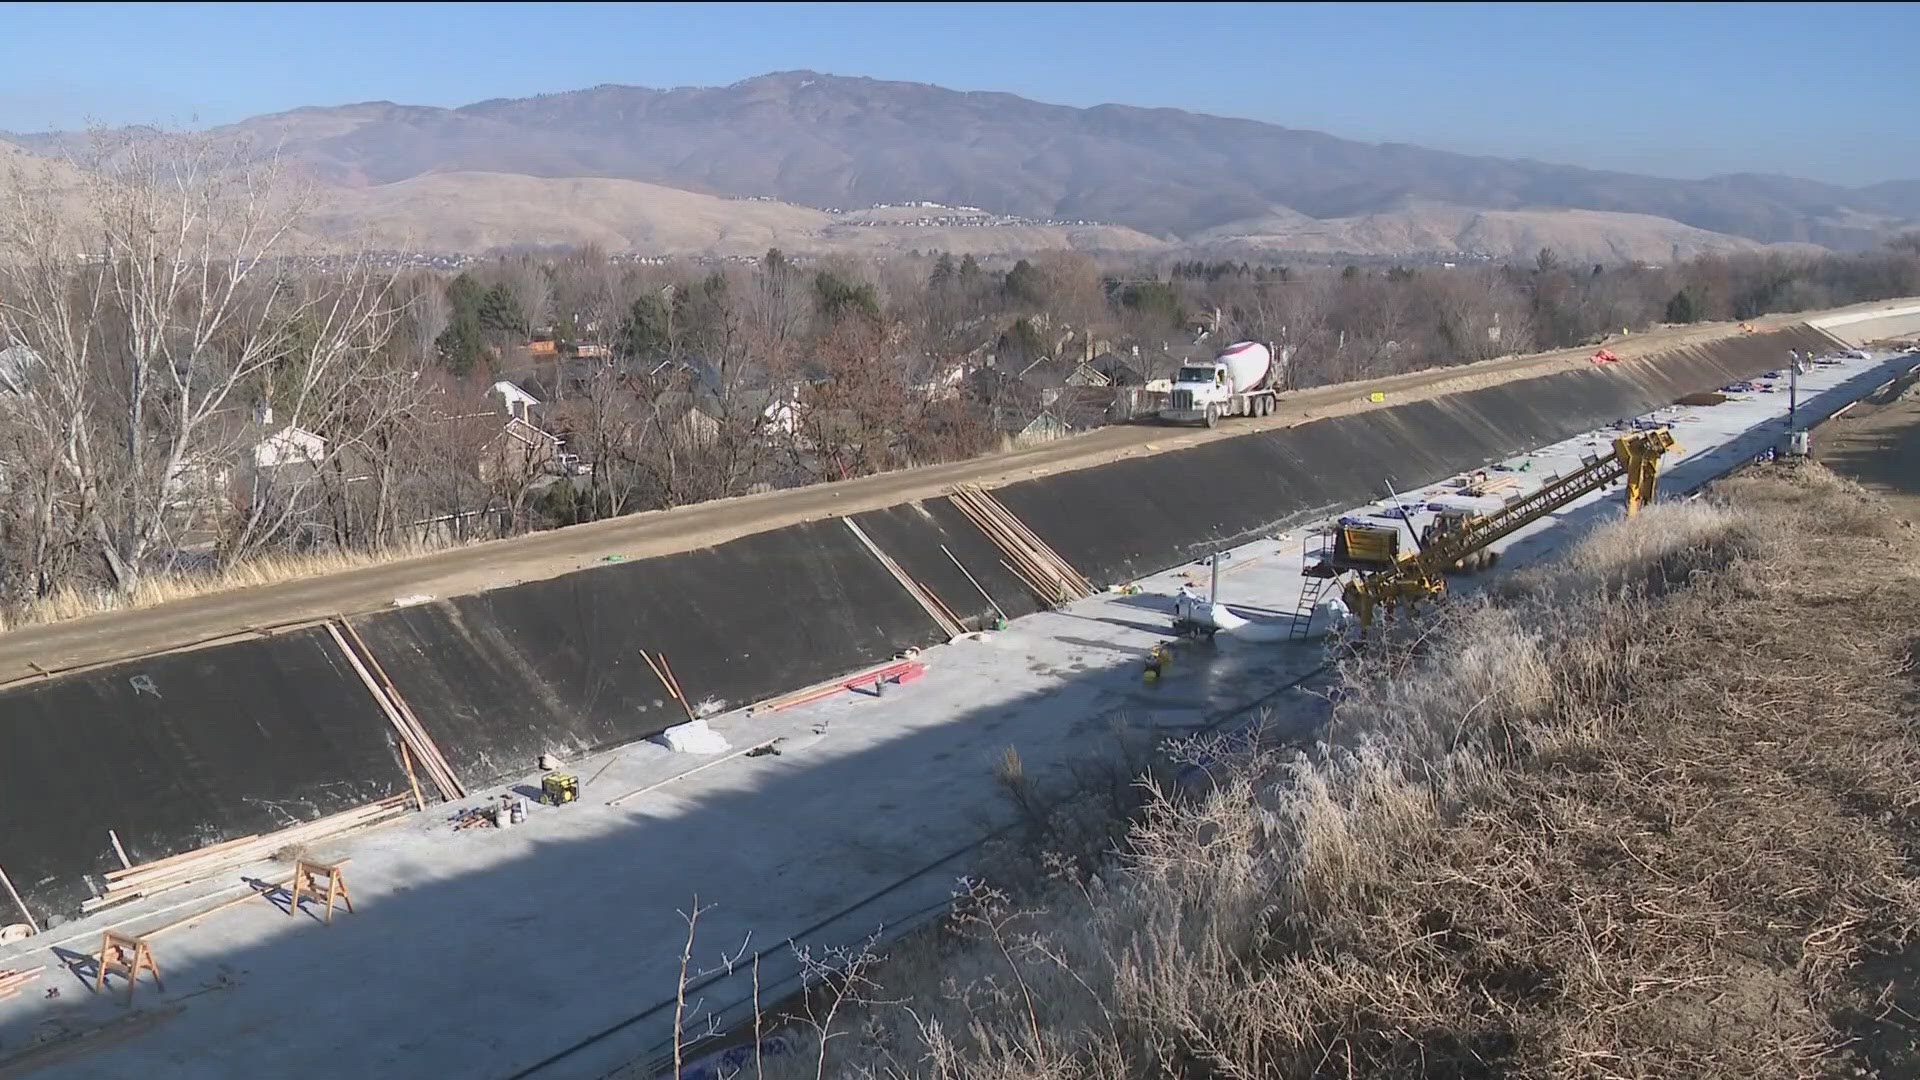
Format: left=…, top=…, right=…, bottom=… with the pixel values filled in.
left=0, top=628, right=411, bottom=921
left=348, top=519, right=948, bottom=788
left=0, top=323, right=1832, bottom=919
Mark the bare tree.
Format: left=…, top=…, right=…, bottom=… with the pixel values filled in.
left=0, top=129, right=404, bottom=594
left=742, top=250, right=809, bottom=374
left=551, top=244, right=620, bottom=350
left=496, top=255, right=552, bottom=337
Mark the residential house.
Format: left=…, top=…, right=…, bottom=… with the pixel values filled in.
left=1084, top=351, right=1146, bottom=387
left=490, top=379, right=542, bottom=422
left=492, top=414, right=566, bottom=480
left=251, top=418, right=328, bottom=471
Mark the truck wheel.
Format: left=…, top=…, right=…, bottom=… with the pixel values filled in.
left=1204, top=404, right=1220, bottom=428
left=1258, top=395, right=1272, bottom=417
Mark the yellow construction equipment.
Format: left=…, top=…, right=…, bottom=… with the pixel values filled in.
left=1314, top=427, right=1677, bottom=630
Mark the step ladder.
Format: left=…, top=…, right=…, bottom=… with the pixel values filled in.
left=1289, top=573, right=1336, bottom=639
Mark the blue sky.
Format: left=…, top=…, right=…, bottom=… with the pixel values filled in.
left=0, top=1, right=1912, bottom=184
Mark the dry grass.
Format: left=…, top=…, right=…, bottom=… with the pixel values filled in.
left=0, top=538, right=465, bottom=632
left=732, top=462, right=1920, bottom=1079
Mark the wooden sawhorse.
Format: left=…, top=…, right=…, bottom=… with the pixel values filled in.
left=288, top=858, right=354, bottom=924
left=94, top=930, right=161, bottom=1003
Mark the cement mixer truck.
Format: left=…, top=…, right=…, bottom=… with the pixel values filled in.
left=1154, top=341, right=1281, bottom=426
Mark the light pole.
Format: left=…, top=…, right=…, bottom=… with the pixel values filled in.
left=1787, top=350, right=1799, bottom=432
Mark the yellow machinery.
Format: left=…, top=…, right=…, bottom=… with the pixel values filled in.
left=1309, top=428, right=1677, bottom=630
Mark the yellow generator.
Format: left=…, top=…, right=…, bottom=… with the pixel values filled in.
left=540, top=773, right=580, bottom=806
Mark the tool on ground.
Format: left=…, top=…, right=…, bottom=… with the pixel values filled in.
left=1144, top=643, right=1172, bottom=682
left=541, top=773, right=580, bottom=806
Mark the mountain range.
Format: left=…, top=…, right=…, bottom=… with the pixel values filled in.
left=5, top=70, right=1916, bottom=261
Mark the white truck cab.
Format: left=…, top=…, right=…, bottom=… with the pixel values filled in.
left=1157, top=342, right=1279, bottom=426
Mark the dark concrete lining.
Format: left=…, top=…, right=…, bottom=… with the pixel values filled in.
left=350, top=520, right=945, bottom=790
left=848, top=499, right=1044, bottom=628
left=0, top=628, right=407, bottom=922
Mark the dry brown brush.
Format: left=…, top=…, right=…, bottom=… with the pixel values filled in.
left=749, top=463, right=1920, bottom=1079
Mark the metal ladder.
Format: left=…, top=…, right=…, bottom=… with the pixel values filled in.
left=1289, top=572, right=1335, bottom=639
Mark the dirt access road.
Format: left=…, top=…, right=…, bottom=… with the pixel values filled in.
left=1817, top=358, right=1920, bottom=519
left=0, top=312, right=1836, bottom=685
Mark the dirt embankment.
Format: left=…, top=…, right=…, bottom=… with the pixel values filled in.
left=1817, top=358, right=1920, bottom=521
left=752, top=463, right=1920, bottom=1078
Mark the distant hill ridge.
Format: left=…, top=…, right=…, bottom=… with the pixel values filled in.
left=6, top=70, right=1915, bottom=258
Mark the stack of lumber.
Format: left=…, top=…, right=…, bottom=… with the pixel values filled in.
left=0, top=966, right=43, bottom=999
left=326, top=620, right=466, bottom=802
left=1461, top=475, right=1522, bottom=498
left=82, top=796, right=409, bottom=914
left=751, top=658, right=927, bottom=716
left=843, top=519, right=967, bottom=637
left=950, top=485, right=1093, bottom=605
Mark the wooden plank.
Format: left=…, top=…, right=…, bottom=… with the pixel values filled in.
left=92, top=812, right=403, bottom=911
left=0, top=966, right=45, bottom=998
left=763, top=661, right=921, bottom=715
left=753, top=658, right=921, bottom=715
left=641, top=651, right=697, bottom=724
left=143, top=881, right=287, bottom=938
left=844, top=518, right=966, bottom=638
left=941, top=544, right=1006, bottom=622
left=327, top=620, right=463, bottom=801
left=0, top=862, right=39, bottom=933
left=951, top=485, right=1086, bottom=604
left=605, top=739, right=781, bottom=807
left=397, top=740, right=426, bottom=812
left=107, top=830, right=131, bottom=871
left=338, top=619, right=466, bottom=800
left=106, top=832, right=263, bottom=882
left=103, top=800, right=408, bottom=899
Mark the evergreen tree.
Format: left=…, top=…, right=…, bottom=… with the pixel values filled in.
left=1003, top=258, right=1044, bottom=305
left=814, top=270, right=880, bottom=322
left=434, top=273, right=489, bottom=375
left=929, top=252, right=956, bottom=289
left=618, top=293, right=673, bottom=362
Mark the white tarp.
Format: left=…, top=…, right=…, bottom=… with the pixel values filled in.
left=655, top=718, right=732, bottom=754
